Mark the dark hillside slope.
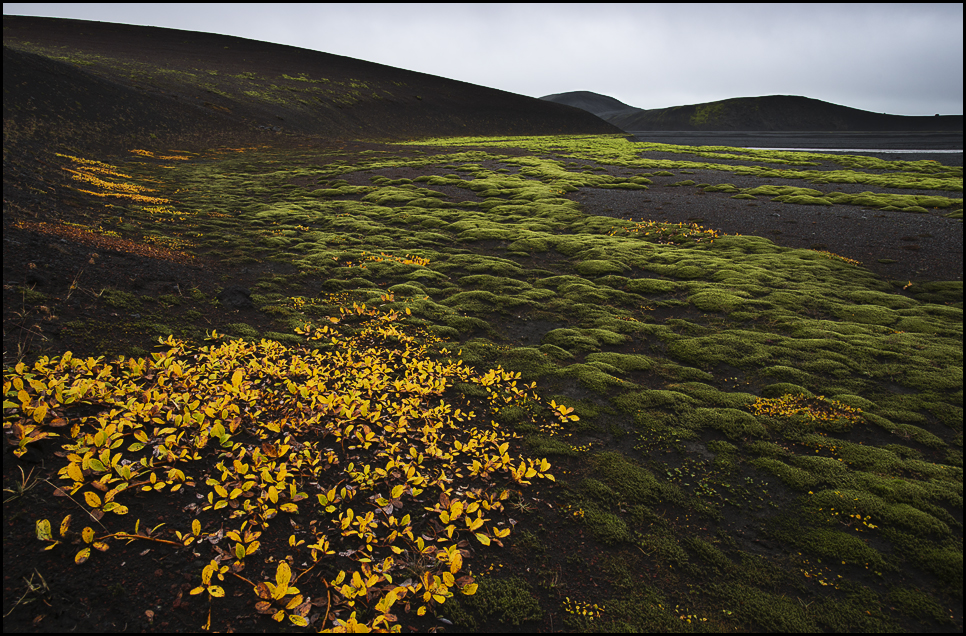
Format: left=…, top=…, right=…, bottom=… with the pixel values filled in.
left=3, top=15, right=619, bottom=153
left=540, top=90, right=640, bottom=119
left=610, top=94, right=963, bottom=132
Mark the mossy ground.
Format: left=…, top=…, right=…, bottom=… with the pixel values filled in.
left=4, top=135, right=962, bottom=632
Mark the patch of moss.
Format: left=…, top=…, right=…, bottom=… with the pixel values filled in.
left=799, top=528, right=889, bottom=569
left=760, top=383, right=813, bottom=398
left=584, top=504, right=632, bottom=545
left=710, top=583, right=817, bottom=631
left=102, top=289, right=142, bottom=311
left=225, top=322, right=260, bottom=339
left=887, top=587, right=952, bottom=624
left=524, top=434, right=578, bottom=457
left=638, top=527, right=689, bottom=566
left=575, top=259, right=627, bottom=277
left=614, top=389, right=695, bottom=414
left=455, top=575, right=543, bottom=626
left=590, top=451, right=675, bottom=505
left=690, top=407, right=767, bottom=440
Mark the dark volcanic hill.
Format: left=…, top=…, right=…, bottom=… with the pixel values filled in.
left=2, top=15, right=620, bottom=154
left=541, top=91, right=962, bottom=132
left=612, top=95, right=963, bottom=132
left=540, top=90, right=639, bottom=120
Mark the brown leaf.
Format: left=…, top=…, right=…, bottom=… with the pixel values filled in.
left=254, top=582, right=273, bottom=600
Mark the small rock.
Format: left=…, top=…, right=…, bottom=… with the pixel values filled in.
left=217, top=286, right=254, bottom=310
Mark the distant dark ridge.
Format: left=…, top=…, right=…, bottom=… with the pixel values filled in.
left=540, top=90, right=639, bottom=120
left=2, top=15, right=619, bottom=154
left=609, top=95, right=962, bottom=132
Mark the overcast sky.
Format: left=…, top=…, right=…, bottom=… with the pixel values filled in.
left=4, top=3, right=963, bottom=116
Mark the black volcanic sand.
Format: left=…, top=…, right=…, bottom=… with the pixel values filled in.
left=629, top=131, right=963, bottom=152
left=553, top=146, right=962, bottom=283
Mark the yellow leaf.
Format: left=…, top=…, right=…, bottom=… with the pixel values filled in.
left=461, top=583, right=478, bottom=596
left=376, top=588, right=400, bottom=613
left=36, top=519, right=52, bottom=541
left=67, top=462, right=84, bottom=483
left=450, top=551, right=463, bottom=574
left=75, top=547, right=91, bottom=564
left=273, top=561, right=292, bottom=599
left=84, top=491, right=102, bottom=508
left=231, top=369, right=243, bottom=389
left=208, top=585, right=225, bottom=598
left=475, top=532, right=491, bottom=546
left=192, top=519, right=201, bottom=536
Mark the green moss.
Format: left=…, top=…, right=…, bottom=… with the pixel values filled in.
left=590, top=451, right=675, bottom=505
left=575, top=259, right=626, bottom=276
left=584, top=352, right=654, bottom=373
left=225, top=322, right=260, bottom=339
left=809, top=488, right=950, bottom=535
left=887, top=587, right=951, bottom=624
left=538, top=343, right=573, bottom=360
left=834, top=303, right=899, bottom=326
left=542, top=328, right=601, bottom=353
left=689, top=407, right=767, bottom=440
left=584, top=505, right=632, bottom=545
left=745, top=440, right=789, bottom=457
left=524, top=435, right=578, bottom=457
left=751, top=457, right=819, bottom=490
left=558, top=363, right=628, bottom=394
left=703, top=183, right=740, bottom=193
left=579, top=477, right=618, bottom=503
left=799, top=528, right=889, bottom=569
left=711, top=583, right=817, bottom=631
left=454, top=575, right=543, bottom=626
left=683, top=535, right=732, bottom=572
left=615, top=390, right=696, bottom=414
left=760, top=365, right=814, bottom=385
left=689, top=289, right=745, bottom=313
left=102, top=289, right=142, bottom=311
left=761, top=383, right=813, bottom=398
left=638, top=527, right=689, bottom=565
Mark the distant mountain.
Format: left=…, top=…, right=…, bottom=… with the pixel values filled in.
left=540, top=91, right=640, bottom=120
left=2, top=15, right=620, bottom=154
left=540, top=91, right=962, bottom=132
